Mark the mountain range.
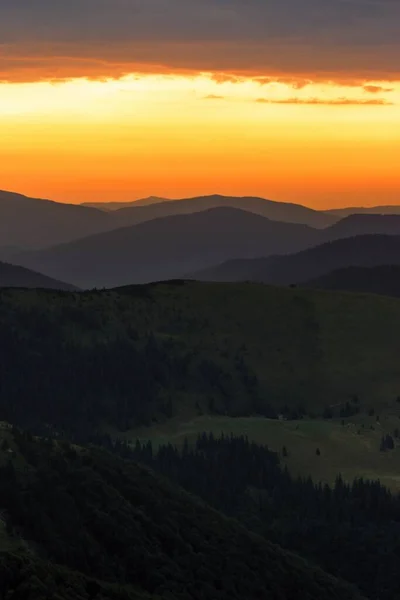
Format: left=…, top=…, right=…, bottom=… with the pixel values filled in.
left=82, top=195, right=168, bottom=211
left=16, top=208, right=319, bottom=288
left=107, top=194, right=337, bottom=229
left=191, top=235, right=400, bottom=285
left=326, top=205, right=400, bottom=218
left=1, top=190, right=337, bottom=255
left=3, top=188, right=400, bottom=290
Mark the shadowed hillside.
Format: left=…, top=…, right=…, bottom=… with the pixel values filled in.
left=2, top=281, right=400, bottom=434
left=303, top=265, right=400, bottom=298
left=192, top=235, right=400, bottom=284
left=17, top=208, right=319, bottom=288
left=0, top=261, right=78, bottom=291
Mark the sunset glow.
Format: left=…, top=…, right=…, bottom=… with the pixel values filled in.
left=1, top=0, right=400, bottom=208
left=1, top=74, right=399, bottom=207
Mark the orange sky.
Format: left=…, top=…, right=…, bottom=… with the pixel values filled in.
left=1, top=0, right=400, bottom=209
left=1, top=72, right=399, bottom=208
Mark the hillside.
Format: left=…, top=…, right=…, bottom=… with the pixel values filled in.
left=0, top=552, right=152, bottom=600
left=111, top=194, right=336, bottom=229
left=2, top=282, right=400, bottom=434
left=0, top=427, right=363, bottom=600
left=192, top=235, right=400, bottom=284
left=303, top=265, right=400, bottom=298
left=17, top=208, right=319, bottom=288
left=0, top=261, right=77, bottom=290
left=128, top=433, right=400, bottom=600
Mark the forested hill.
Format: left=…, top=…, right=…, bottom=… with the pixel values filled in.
left=127, top=433, right=400, bottom=600
left=1, top=281, right=400, bottom=435
left=0, top=427, right=364, bottom=600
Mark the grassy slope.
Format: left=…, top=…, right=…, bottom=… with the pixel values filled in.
left=133, top=413, right=400, bottom=492
left=0, top=428, right=363, bottom=600
left=2, top=281, right=400, bottom=415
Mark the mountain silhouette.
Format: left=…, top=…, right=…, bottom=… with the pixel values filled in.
left=0, top=261, right=78, bottom=290
left=0, top=190, right=111, bottom=250
left=191, top=235, right=400, bottom=285
left=326, top=205, right=400, bottom=218
left=82, top=196, right=168, bottom=211
left=17, top=208, right=320, bottom=288
left=302, top=265, right=400, bottom=298
left=0, top=190, right=336, bottom=253
left=111, top=194, right=336, bottom=229
left=321, top=214, right=400, bottom=241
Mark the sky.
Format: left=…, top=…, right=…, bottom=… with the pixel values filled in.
left=0, top=0, right=399, bottom=208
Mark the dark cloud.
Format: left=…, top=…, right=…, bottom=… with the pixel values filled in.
left=0, top=0, right=399, bottom=81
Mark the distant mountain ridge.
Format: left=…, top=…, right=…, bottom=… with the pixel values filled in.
left=5, top=188, right=400, bottom=257
left=17, top=207, right=320, bottom=288
left=326, top=205, right=400, bottom=217
left=82, top=196, right=168, bottom=211
left=0, top=261, right=77, bottom=290
left=4, top=189, right=400, bottom=289
left=191, top=235, right=400, bottom=285
left=0, top=189, right=337, bottom=255
left=110, top=194, right=336, bottom=229
left=0, top=190, right=110, bottom=250
left=323, top=214, right=400, bottom=241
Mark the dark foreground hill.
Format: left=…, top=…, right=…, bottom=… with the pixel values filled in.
left=0, top=427, right=363, bottom=600
left=192, top=235, right=400, bottom=285
left=2, top=281, right=400, bottom=433
left=18, top=208, right=319, bottom=288
left=303, top=265, right=400, bottom=298
left=130, top=433, right=399, bottom=600
left=0, top=261, right=77, bottom=291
